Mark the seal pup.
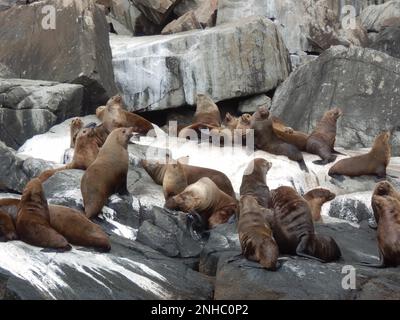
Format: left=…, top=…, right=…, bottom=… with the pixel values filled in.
left=306, top=107, right=343, bottom=165
left=303, top=188, right=336, bottom=222
left=328, top=131, right=391, bottom=178
left=238, top=195, right=279, bottom=270
left=165, top=177, right=237, bottom=229
left=81, top=127, right=134, bottom=219
left=250, top=107, right=308, bottom=172
left=16, top=178, right=71, bottom=251
left=270, top=186, right=341, bottom=262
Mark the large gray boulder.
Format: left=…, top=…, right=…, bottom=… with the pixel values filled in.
left=0, top=79, right=83, bottom=149
left=270, top=45, right=400, bottom=155
left=369, top=26, right=400, bottom=59
left=361, top=0, right=400, bottom=32
left=0, top=0, right=117, bottom=113
left=132, top=0, right=180, bottom=25
left=111, top=17, right=291, bottom=111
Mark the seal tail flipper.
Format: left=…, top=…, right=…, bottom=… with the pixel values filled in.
left=298, top=159, right=309, bottom=173
left=332, top=149, right=346, bottom=156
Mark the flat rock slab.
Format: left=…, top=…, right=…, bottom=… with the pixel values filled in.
left=110, top=17, right=291, bottom=111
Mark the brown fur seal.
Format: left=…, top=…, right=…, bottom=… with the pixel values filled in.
left=165, top=177, right=237, bottom=228
left=37, top=125, right=109, bottom=182
left=371, top=181, right=400, bottom=226
left=96, top=105, right=106, bottom=122
left=306, top=107, right=343, bottom=165
left=162, top=157, right=188, bottom=200
left=328, top=131, right=391, bottom=178
left=238, top=195, right=279, bottom=270
left=223, top=112, right=239, bottom=131
left=16, top=178, right=71, bottom=251
left=270, top=186, right=341, bottom=262
left=0, top=198, right=111, bottom=251
left=303, top=188, right=336, bottom=222
left=0, top=209, right=18, bottom=241
left=141, top=159, right=236, bottom=199
left=239, top=158, right=272, bottom=209
left=251, top=107, right=308, bottom=171
left=193, top=94, right=221, bottom=128
left=70, top=118, right=84, bottom=148
left=101, top=95, right=153, bottom=135
left=81, top=127, right=133, bottom=219
left=361, top=195, right=400, bottom=268
left=272, top=116, right=309, bottom=151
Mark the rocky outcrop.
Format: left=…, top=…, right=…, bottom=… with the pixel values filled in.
left=271, top=45, right=400, bottom=155
left=238, top=95, right=271, bottom=114
left=111, top=17, right=291, bottom=111
left=0, top=79, right=83, bottom=149
left=132, top=0, right=180, bottom=25
left=0, top=0, right=117, bottom=113
left=361, top=0, right=400, bottom=32
left=369, top=26, right=400, bottom=59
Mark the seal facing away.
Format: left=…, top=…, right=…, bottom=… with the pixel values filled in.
left=303, top=188, right=336, bottom=222
left=81, top=127, right=133, bottom=219
left=238, top=195, right=279, bottom=270
left=306, top=107, right=342, bottom=165
left=270, top=186, right=341, bottom=262
left=328, top=131, right=391, bottom=178
left=16, top=178, right=71, bottom=251
left=251, top=107, right=307, bottom=171
left=165, top=177, right=237, bottom=229
left=239, top=158, right=272, bottom=209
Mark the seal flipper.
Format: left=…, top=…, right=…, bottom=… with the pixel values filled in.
left=40, top=244, right=72, bottom=253
left=332, top=149, right=346, bottom=156
left=357, top=251, right=385, bottom=268
left=298, top=160, right=309, bottom=173
left=329, top=174, right=346, bottom=183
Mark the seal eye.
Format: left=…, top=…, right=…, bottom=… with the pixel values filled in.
left=123, top=130, right=126, bottom=134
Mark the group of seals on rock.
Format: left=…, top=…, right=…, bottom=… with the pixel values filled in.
left=237, top=158, right=341, bottom=270
left=0, top=179, right=110, bottom=252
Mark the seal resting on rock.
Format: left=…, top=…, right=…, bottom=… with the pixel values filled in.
left=81, top=127, right=133, bottom=219
left=303, top=188, right=336, bottom=222
left=0, top=209, right=18, bottom=242
left=99, top=95, right=153, bottom=135
left=37, top=125, right=109, bottom=182
left=251, top=107, right=308, bottom=171
left=270, top=186, right=341, bottom=262
left=306, top=107, right=343, bottom=165
left=162, top=156, right=188, bottom=200
left=360, top=195, right=400, bottom=268
left=370, top=181, right=400, bottom=227
left=239, top=158, right=272, bottom=209
left=70, top=117, right=84, bottom=148
left=141, top=158, right=236, bottom=199
left=238, top=195, right=279, bottom=270
left=165, top=177, right=237, bottom=229
left=271, top=116, right=309, bottom=151
left=16, top=178, right=71, bottom=251
left=328, top=131, right=391, bottom=178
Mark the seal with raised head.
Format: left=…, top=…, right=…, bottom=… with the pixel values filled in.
left=223, top=112, right=239, bottom=131
left=270, top=186, right=341, bottom=262
left=162, top=156, right=188, bottom=200
left=303, top=188, right=336, bottom=222
left=81, top=127, right=134, bottom=219
left=239, top=158, right=272, bottom=209
left=251, top=107, right=308, bottom=171
left=238, top=195, right=279, bottom=270
left=70, top=117, right=84, bottom=148
left=370, top=181, right=400, bottom=227
left=141, top=159, right=236, bottom=199
left=0, top=209, right=18, bottom=242
left=100, top=95, right=153, bottom=135
left=272, top=116, right=309, bottom=151
left=15, top=178, right=71, bottom=251
left=165, top=177, right=237, bottom=228
left=328, top=131, right=391, bottom=178
left=306, top=107, right=343, bottom=165
left=38, top=125, right=109, bottom=182
left=360, top=195, right=400, bottom=268
left=192, top=94, right=221, bottom=128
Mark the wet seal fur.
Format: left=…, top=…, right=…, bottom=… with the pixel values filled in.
left=303, top=188, right=336, bottom=222
left=251, top=107, right=308, bottom=172
left=328, top=131, right=391, bottom=178
left=164, top=177, right=237, bottom=229
left=81, top=127, right=133, bottom=219
left=306, top=107, right=343, bottom=165
left=238, top=195, right=279, bottom=270
left=270, top=186, right=341, bottom=262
